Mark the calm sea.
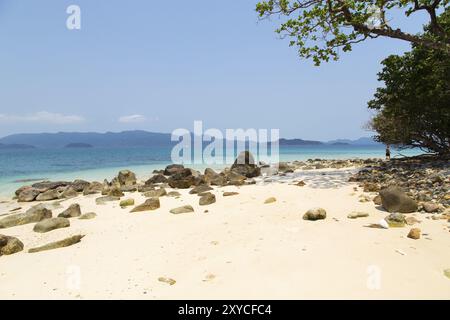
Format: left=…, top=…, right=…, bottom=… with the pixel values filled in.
left=0, top=145, right=421, bottom=196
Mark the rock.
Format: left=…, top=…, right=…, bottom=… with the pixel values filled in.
left=168, top=169, right=196, bottom=189
left=170, top=205, right=194, bottom=214
left=0, top=235, right=24, bottom=255
left=347, top=212, right=369, bottom=219
left=264, top=197, right=276, bottom=204
left=385, top=212, right=406, bottom=228
left=79, top=212, right=97, bottom=220
left=32, top=181, right=70, bottom=190
left=226, top=171, right=247, bottom=186
left=83, top=182, right=103, bottom=195
left=120, top=198, right=135, bottom=207
left=164, top=164, right=185, bottom=176
left=33, top=217, right=70, bottom=233
left=372, top=195, right=382, bottom=205
left=120, top=185, right=139, bottom=192
left=230, top=151, right=261, bottom=178
left=295, top=181, right=306, bottom=187
left=28, top=235, right=84, bottom=253
left=303, top=208, right=327, bottom=221
left=363, top=182, right=380, bottom=192
left=15, top=185, right=32, bottom=197
left=379, top=187, right=418, bottom=213
left=0, top=204, right=52, bottom=228
left=137, top=185, right=155, bottom=193
left=406, top=216, right=421, bottom=225
left=61, top=187, right=79, bottom=199
left=407, top=228, right=421, bottom=240
left=108, top=186, right=124, bottom=197
left=199, top=193, right=216, bottom=206
left=158, top=277, right=176, bottom=285
left=18, top=187, right=41, bottom=202
left=95, top=196, right=120, bottom=205
left=70, top=179, right=90, bottom=192
left=423, top=202, right=440, bottom=213
left=444, top=269, right=450, bottom=279
left=189, top=185, right=213, bottom=195
left=36, top=189, right=60, bottom=201
left=117, top=170, right=137, bottom=186
left=167, top=191, right=181, bottom=197
left=223, top=192, right=239, bottom=197
left=130, top=198, right=160, bottom=212
left=58, top=204, right=81, bottom=218
left=146, top=174, right=168, bottom=185
left=143, top=188, right=167, bottom=198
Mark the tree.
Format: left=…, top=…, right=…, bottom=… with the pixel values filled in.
left=367, top=11, right=450, bottom=155
left=256, top=0, right=450, bottom=65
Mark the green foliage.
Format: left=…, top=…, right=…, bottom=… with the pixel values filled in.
left=256, top=0, right=450, bottom=65
left=368, top=11, right=450, bottom=154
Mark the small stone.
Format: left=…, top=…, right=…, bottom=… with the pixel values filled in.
left=170, top=205, right=194, bottom=214
left=303, top=208, right=326, bottom=221
left=158, top=277, right=176, bottom=285
left=120, top=198, right=135, bottom=207
left=189, top=185, right=213, bottom=195
left=405, top=216, right=421, bottom=225
left=347, top=212, right=369, bottom=219
left=199, top=193, right=216, bottom=206
left=78, top=212, right=97, bottom=220
left=295, top=181, right=306, bottom=187
left=372, top=195, right=382, bottom=205
left=407, top=228, right=421, bottom=240
left=264, top=197, right=276, bottom=204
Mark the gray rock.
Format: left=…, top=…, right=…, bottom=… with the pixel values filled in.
left=170, top=205, right=194, bottom=214
left=130, top=197, right=160, bottom=212
left=143, top=188, right=167, bottom=198
left=18, top=187, right=41, bottom=202
left=303, top=208, right=327, bottom=221
left=0, top=204, right=52, bottom=228
left=118, top=170, right=137, bottom=186
left=423, top=202, right=440, bottom=213
left=199, top=193, right=216, bottom=206
left=61, top=187, right=79, bottom=199
left=145, top=174, right=168, bottom=184
left=164, top=164, right=185, bottom=176
left=28, top=235, right=84, bottom=253
left=167, top=191, right=181, bottom=197
left=168, top=169, right=196, bottom=189
left=380, top=187, right=418, bottom=213
left=32, top=181, right=70, bottom=190
left=70, top=179, right=90, bottom=192
left=58, top=204, right=81, bottom=218
left=189, top=185, right=213, bottom=195
left=33, top=217, right=70, bottom=233
left=83, top=182, right=103, bottom=195
left=36, top=189, right=60, bottom=201
left=79, top=212, right=97, bottom=220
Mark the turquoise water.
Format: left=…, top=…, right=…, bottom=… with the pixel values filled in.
left=0, top=145, right=421, bottom=196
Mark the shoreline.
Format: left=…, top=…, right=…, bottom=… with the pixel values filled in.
left=0, top=157, right=449, bottom=299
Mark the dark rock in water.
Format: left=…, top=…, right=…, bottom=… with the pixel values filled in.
left=32, top=181, right=70, bottom=191
left=380, top=187, right=418, bottom=213
left=303, top=208, right=327, bottom=221
left=33, top=217, right=70, bottom=233
left=36, top=189, right=60, bottom=201
left=146, top=174, right=168, bottom=185
left=28, top=235, right=84, bottom=253
left=199, top=193, right=216, bottom=206
left=130, top=198, right=160, bottom=212
left=58, top=204, right=81, bottom=218
left=170, top=205, right=194, bottom=214
left=143, top=188, right=167, bottom=198
left=83, top=182, right=103, bottom=195
left=164, top=164, right=185, bottom=176
left=385, top=212, right=406, bottom=227
left=118, top=170, right=137, bottom=186
left=17, top=187, right=41, bottom=202
left=0, top=235, right=24, bottom=255
left=0, top=204, right=52, bottom=228
left=230, top=151, right=261, bottom=178
left=189, top=185, right=213, bottom=195
left=71, top=180, right=90, bottom=192
left=168, top=169, right=196, bottom=189
left=95, top=196, right=120, bottom=205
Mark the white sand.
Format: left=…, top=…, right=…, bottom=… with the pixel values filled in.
left=0, top=175, right=449, bottom=299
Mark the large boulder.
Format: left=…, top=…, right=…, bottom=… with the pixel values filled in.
left=303, top=208, right=327, bottom=221
left=17, top=187, right=41, bottom=202
left=33, top=217, right=70, bottom=233
left=379, top=187, right=418, bottom=213
left=0, top=204, right=52, bottom=228
left=61, top=187, right=79, bottom=199
left=164, top=164, right=185, bottom=176
left=83, top=181, right=103, bottom=195
left=230, top=151, right=261, bottom=178
left=117, top=170, right=137, bottom=186
left=36, top=189, right=60, bottom=201
left=168, top=169, right=197, bottom=189
left=32, top=181, right=70, bottom=191
left=0, top=235, right=24, bottom=256
left=70, top=179, right=90, bottom=192
left=57, top=204, right=81, bottom=218
left=130, top=198, right=160, bottom=212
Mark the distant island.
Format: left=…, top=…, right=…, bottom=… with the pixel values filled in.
left=0, top=130, right=381, bottom=148
left=65, top=143, right=94, bottom=148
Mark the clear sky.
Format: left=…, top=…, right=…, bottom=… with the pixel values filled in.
left=0, top=0, right=429, bottom=140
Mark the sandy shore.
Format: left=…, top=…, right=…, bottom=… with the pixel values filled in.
left=0, top=168, right=449, bottom=299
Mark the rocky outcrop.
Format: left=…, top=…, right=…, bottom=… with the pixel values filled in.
left=61, top=187, right=79, bottom=199
left=0, top=204, right=52, bottom=228
left=380, top=187, right=418, bottom=213
left=70, top=179, right=90, bottom=192
left=33, top=217, right=70, bottom=233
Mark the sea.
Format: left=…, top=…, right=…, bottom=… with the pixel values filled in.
left=0, top=145, right=422, bottom=197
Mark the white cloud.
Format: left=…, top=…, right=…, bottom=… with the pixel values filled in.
left=0, top=111, right=85, bottom=124
left=118, top=114, right=148, bottom=123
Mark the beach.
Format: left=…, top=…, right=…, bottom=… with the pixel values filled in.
left=0, top=159, right=449, bottom=300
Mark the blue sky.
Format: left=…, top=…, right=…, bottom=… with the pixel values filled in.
left=0, top=0, right=429, bottom=140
